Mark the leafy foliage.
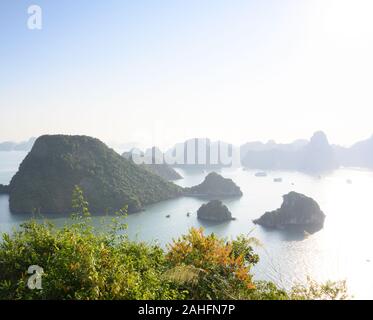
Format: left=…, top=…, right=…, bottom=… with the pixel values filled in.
left=290, top=277, right=348, bottom=300
left=140, top=163, right=182, bottom=181
left=165, top=228, right=256, bottom=299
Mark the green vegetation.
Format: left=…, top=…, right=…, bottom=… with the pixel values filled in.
left=184, top=172, right=243, bottom=197
left=140, top=163, right=182, bottom=181
left=8, top=135, right=182, bottom=214
left=0, top=187, right=347, bottom=300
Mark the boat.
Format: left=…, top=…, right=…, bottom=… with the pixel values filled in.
left=255, top=172, right=267, bottom=177
left=273, top=178, right=283, bottom=183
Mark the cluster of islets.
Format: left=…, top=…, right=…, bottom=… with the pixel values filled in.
left=0, top=135, right=326, bottom=235
left=168, top=171, right=326, bottom=234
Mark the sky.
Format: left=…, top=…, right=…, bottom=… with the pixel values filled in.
left=1, top=0, right=373, bottom=150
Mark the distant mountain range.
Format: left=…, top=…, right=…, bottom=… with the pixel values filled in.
left=241, top=131, right=339, bottom=173
left=4, top=132, right=373, bottom=173
left=121, top=132, right=373, bottom=173
left=165, top=138, right=235, bottom=169
left=334, top=135, right=373, bottom=169
left=240, top=131, right=373, bottom=172
left=0, top=138, right=36, bottom=152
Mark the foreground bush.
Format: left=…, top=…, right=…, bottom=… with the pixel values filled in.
left=0, top=187, right=347, bottom=300
left=165, top=229, right=259, bottom=299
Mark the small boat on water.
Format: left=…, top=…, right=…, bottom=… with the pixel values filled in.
left=187, top=212, right=191, bottom=217
left=255, top=171, right=267, bottom=177
left=166, top=214, right=171, bottom=218
left=346, top=179, right=352, bottom=184
left=273, top=178, right=283, bottom=183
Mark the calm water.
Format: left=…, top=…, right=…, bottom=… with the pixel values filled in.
left=1, top=151, right=373, bottom=299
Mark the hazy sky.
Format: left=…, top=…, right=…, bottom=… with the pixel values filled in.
left=1, top=0, right=373, bottom=149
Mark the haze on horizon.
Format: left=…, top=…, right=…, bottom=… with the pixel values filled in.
left=1, top=0, right=373, bottom=150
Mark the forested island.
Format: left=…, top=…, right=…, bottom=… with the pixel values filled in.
left=6, top=135, right=182, bottom=214
left=197, top=200, right=234, bottom=222
left=254, top=192, right=326, bottom=233
left=184, top=172, right=243, bottom=198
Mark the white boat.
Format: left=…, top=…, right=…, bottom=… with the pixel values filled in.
left=255, top=171, right=267, bottom=177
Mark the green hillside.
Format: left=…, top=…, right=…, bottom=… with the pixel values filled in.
left=8, top=135, right=182, bottom=214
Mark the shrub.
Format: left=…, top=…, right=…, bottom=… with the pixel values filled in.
left=165, top=228, right=260, bottom=299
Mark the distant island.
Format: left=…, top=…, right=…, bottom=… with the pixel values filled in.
left=197, top=200, right=234, bottom=222
left=0, top=137, right=36, bottom=152
left=122, top=147, right=182, bottom=181
left=334, top=135, right=373, bottom=169
left=0, top=184, right=9, bottom=194
left=184, top=172, right=243, bottom=198
left=240, top=131, right=373, bottom=172
left=5, top=135, right=183, bottom=214
left=166, top=138, right=235, bottom=169
left=253, top=191, right=326, bottom=233
left=241, top=131, right=338, bottom=173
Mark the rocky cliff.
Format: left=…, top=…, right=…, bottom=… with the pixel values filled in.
left=197, top=200, right=233, bottom=222
left=253, top=192, right=325, bottom=233
left=184, top=172, right=243, bottom=197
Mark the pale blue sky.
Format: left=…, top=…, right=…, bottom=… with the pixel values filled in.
left=1, top=0, right=373, bottom=149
